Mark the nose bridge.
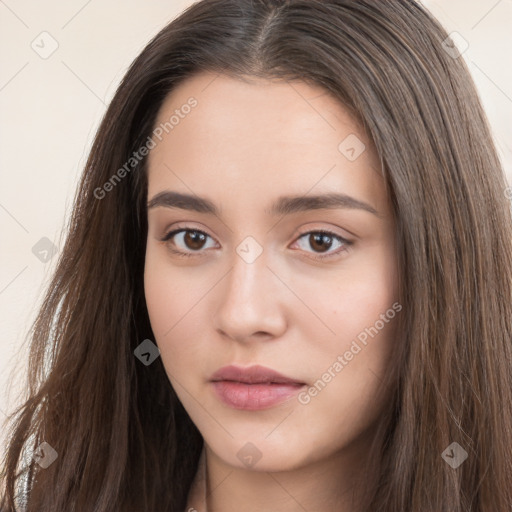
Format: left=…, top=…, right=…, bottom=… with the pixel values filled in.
left=225, top=238, right=270, bottom=308
left=214, top=236, right=286, bottom=340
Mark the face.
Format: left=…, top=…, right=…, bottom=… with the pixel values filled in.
left=144, top=71, right=400, bottom=472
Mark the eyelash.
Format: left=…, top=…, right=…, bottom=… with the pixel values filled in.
left=160, top=227, right=353, bottom=261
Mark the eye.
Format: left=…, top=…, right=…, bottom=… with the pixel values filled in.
left=160, top=227, right=352, bottom=260
left=291, top=230, right=352, bottom=260
left=161, top=228, right=217, bottom=257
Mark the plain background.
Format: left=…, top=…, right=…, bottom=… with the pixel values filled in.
left=1, top=0, right=511, bottom=459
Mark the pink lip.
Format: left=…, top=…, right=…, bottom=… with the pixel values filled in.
left=210, top=365, right=306, bottom=410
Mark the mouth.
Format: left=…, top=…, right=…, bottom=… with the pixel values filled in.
left=209, top=364, right=306, bottom=410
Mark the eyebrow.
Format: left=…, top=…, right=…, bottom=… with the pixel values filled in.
left=147, top=191, right=380, bottom=217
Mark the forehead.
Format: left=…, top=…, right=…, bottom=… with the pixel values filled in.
left=146, top=71, right=389, bottom=218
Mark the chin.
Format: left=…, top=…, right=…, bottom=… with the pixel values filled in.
left=204, top=430, right=325, bottom=472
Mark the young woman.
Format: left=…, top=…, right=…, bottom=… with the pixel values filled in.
left=2, top=1, right=512, bottom=511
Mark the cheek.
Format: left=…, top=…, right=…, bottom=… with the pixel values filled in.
left=144, top=246, right=198, bottom=337
left=297, top=247, right=398, bottom=353
left=144, top=250, right=173, bottom=338
left=308, top=285, right=398, bottom=393
left=143, top=248, right=209, bottom=374
left=291, top=245, right=400, bottom=424
left=296, top=289, right=399, bottom=452
left=324, top=262, right=399, bottom=399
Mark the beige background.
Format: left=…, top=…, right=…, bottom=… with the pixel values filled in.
left=1, top=0, right=511, bottom=458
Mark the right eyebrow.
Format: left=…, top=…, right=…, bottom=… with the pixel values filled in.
left=147, top=191, right=218, bottom=214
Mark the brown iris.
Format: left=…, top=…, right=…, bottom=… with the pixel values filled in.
left=308, top=233, right=333, bottom=253
left=183, top=230, right=207, bottom=251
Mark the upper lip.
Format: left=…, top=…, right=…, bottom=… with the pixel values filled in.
left=210, top=365, right=305, bottom=385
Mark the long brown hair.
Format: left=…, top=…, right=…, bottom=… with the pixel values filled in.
left=2, top=1, right=512, bottom=510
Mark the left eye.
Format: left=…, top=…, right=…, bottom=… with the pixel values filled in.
left=293, top=230, right=351, bottom=259
left=161, top=228, right=351, bottom=259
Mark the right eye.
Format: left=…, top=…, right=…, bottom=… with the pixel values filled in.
left=161, top=228, right=218, bottom=257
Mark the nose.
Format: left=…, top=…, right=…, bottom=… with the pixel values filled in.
left=213, top=246, right=287, bottom=344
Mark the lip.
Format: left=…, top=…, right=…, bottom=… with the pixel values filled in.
left=210, top=365, right=306, bottom=410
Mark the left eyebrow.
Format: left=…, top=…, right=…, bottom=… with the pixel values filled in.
left=267, top=192, right=381, bottom=218
left=147, top=191, right=381, bottom=218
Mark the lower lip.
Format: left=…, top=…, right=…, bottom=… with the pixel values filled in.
left=211, top=381, right=305, bottom=410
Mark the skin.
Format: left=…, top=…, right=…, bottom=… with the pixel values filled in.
left=144, top=71, right=400, bottom=512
